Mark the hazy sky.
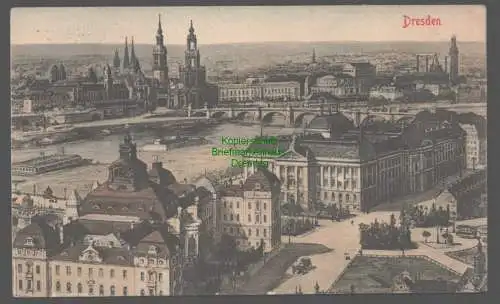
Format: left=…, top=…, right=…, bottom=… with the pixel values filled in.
left=11, top=6, right=485, bottom=44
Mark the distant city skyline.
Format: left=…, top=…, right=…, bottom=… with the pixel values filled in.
left=11, top=6, right=485, bottom=45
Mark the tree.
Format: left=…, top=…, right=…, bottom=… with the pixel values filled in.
left=422, top=230, right=431, bottom=243
left=314, top=281, right=320, bottom=294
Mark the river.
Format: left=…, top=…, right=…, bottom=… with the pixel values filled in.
left=12, top=123, right=298, bottom=197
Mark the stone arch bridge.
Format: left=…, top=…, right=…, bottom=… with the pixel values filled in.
left=188, top=103, right=486, bottom=127
left=189, top=106, right=418, bottom=127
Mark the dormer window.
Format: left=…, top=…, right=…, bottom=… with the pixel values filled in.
left=148, top=246, right=158, bottom=255
left=24, top=237, right=34, bottom=246
left=254, top=183, right=261, bottom=191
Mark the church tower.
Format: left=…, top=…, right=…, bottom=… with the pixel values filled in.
left=113, top=49, right=121, bottom=70
left=179, top=20, right=207, bottom=108
left=122, top=37, right=130, bottom=71
left=181, top=21, right=206, bottom=88
left=449, top=35, right=460, bottom=85
left=153, top=14, right=169, bottom=86
left=104, top=64, right=113, bottom=100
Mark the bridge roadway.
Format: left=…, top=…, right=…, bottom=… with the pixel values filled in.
left=194, top=103, right=486, bottom=127
left=65, top=102, right=485, bottom=130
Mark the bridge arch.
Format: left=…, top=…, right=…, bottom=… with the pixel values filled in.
left=262, top=111, right=287, bottom=124
left=192, top=111, right=206, bottom=117
left=235, top=111, right=253, bottom=120
left=294, top=112, right=318, bottom=127
left=211, top=111, right=228, bottom=118
left=396, top=115, right=415, bottom=127
left=360, top=115, right=388, bottom=128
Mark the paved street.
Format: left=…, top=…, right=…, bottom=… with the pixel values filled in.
left=270, top=212, right=479, bottom=294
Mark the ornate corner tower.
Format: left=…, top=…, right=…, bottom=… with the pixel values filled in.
left=153, top=14, right=169, bottom=87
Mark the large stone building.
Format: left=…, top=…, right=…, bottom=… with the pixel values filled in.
left=308, top=74, right=357, bottom=97
left=217, top=80, right=301, bottom=103
left=459, top=123, right=487, bottom=170
left=12, top=186, right=81, bottom=235
left=243, top=110, right=467, bottom=212
left=12, top=135, right=206, bottom=297
left=193, top=169, right=282, bottom=253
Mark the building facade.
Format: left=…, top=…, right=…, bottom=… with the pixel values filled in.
left=12, top=136, right=209, bottom=298
left=310, top=74, right=357, bottom=97
left=217, top=81, right=301, bottom=103
left=369, top=85, right=404, bottom=101
left=342, top=62, right=376, bottom=95
left=243, top=110, right=466, bottom=212
left=459, top=123, right=486, bottom=170
left=217, top=169, right=282, bottom=253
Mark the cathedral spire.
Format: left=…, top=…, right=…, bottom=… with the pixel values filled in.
left=157, top=14, right=163, bottom=35
left=189, top=20, right=194, bottom=33
left=130, top=36, right=137, bottom=68
left=113, top=49, right=121, bottom=69
left=123, top=37, right=130, bottom=70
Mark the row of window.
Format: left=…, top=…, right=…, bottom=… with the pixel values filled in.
left=18, top=279, right=41, bottom=292
left=54, top=265, right=128, bottom=279
left=223, top=201, right=267, bottom=211
left=321, top=192, right=358, bottom=203
left=223, top=226, right=268, bottom=238
left=223, top=213, right=268, bottom=223
left=52, top=282, right=163, bottom=296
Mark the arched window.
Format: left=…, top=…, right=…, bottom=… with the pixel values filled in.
left=55, top=281, right=61, bottom=292
left=99, top=284, right=104, bottom=296
left=123, top=286, right=128, bottom=296
left=140, top=289, right=145, bottom=296
left=66, top=282, right=72, bottom=293
left=77, top=283, right=82, bottom=293
left=110, top=285, right=116, bottom=296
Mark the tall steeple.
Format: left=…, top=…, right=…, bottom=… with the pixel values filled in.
left=123, top=37, right=130, bottom=70
left=113, top=49, right=121, bottom=70
left=179, top=19, right=207, bottom=108
left=130, top=36, right=137, bottom=68
left=312, top=48, right=316, bottom=64
left=449, top=35, right=460, bottom=85
left=185, top=20, right=200, bottom=69
left=152, top=14, right=169, bottom=86
left=156, top=13, right=164, bottom=46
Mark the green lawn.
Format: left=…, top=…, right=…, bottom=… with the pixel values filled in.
left=446, top=245, right=487, bottom=266
left=330, top=255, right=462, bottom=293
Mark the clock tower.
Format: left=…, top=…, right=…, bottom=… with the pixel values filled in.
left=152, top=14, right=169, bottom=87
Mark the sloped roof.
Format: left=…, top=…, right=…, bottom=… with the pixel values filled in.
left=13, top=217, right=60, bottom=253
left=243, top=168, right=281, bottom=192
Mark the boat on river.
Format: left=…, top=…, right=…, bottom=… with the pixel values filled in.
left=140, top=134, right=208, bottom=152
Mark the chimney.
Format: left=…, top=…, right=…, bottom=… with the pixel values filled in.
left=416, top=55, right=420, bottom=72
